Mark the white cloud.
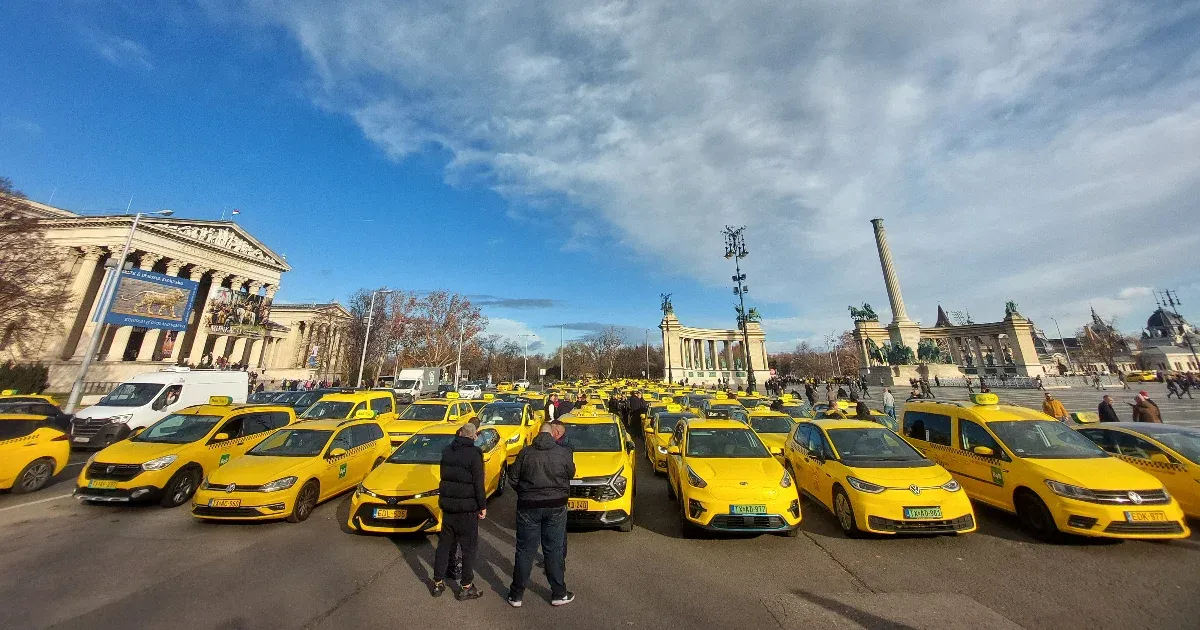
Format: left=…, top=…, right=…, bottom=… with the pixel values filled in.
left=250, top=0, right=1200, bottom=333
left=88, top=31, right=154, bottom=70
left=1, top=117, right=42, bottom=134
left=485, top=317, right=543, bottom=349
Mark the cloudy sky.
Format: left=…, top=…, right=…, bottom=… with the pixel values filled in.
left=2, top=1, right=1198, bottom=352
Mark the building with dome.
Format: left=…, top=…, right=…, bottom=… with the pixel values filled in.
left=1140, top=307, right=1200, bottom=373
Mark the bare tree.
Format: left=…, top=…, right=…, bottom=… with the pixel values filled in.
left=0, top=217, right=73, bottom=356
left=586, top=327, right=625, bottom=378
left=395, top=291, right=487, bottom=373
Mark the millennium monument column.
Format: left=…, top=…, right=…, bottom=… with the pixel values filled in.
left=870, top=218, right=920, bottom=350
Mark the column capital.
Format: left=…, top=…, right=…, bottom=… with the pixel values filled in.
left=247, top=280, right=263, bottom=293
left=165, top=260, right=185, bottom=275
left=227, top=275, right=248, bottom=291
left=138, top=253, right=164, bottom=270
left=78, top=245, right=105, bottom=259
left=264, top=285, right=278, bottom=298
left=187, top=266, right=211, bottom=281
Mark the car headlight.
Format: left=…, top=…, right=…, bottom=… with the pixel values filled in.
left=260, top=476, right=298, bottom=493
left=846, top=476, right=885, bottom=494
left=1044, top=479, right=1096, bottom=501
left=610, top=468, right=628, bottom=496
left=507, top=432, right=522, bottom=444
left=355, top=483, right=380, bottom=499
left=141, top=454, right=178, bottom=471
left=410, top=489, right=440, bottom=499
left=109, top=414, right=133, bottom=425
left=656, top=445, right=668, bottom=454
left=941, top=479, right=962, bottom=492
left=686, top=465, right=707, bottom=488
left=780, top=471, right=793, bottom=488
left=85, top=452, right=99, bottom=467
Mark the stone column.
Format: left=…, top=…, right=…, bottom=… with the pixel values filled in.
left=248, top=338, right=265, bottom=368
left=947, top=336, right=963, bottom=366
left=104, top=253, right=162, bottom=362
left=56, top=246, right=105, bottom=358
left=870, top=218, right=910, bottom=324
left=971, top=337, right=987, bottom=369
left=188, top=270, right=228, bottom=365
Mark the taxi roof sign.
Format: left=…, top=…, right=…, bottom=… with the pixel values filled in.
left=666, top=403, right=683, bottom=413
left=445, top=392, right=460, bottom=400
left=483, top=393, right=495, bottom=400
left=1, top=389, right=17, bottom=395
left=971, top=393, right=1000, bottom=406
left=209, top=395, right=233, bottom=406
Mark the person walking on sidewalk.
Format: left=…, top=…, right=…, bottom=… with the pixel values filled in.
left=507, top=424, right=575, bottom=608
left=430, top=424, right=487, bottom=601
left=882, top=388, right=896, bottom=422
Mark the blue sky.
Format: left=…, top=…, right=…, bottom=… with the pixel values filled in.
left=3, top=1, right=1199, bottom=352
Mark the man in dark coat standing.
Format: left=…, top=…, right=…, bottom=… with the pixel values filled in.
left=431, top=424, right=487, bottom=600
left=1098, top=395, right=1120, bottom=423
left=507, top=423, right=575, bottom=608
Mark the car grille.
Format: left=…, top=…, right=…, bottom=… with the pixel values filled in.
left=1087, top=489, right=1170, bottom=506
left=355, top=504, right=435, bottom=529
left=87, top=462, right=143, bottom=481
left=570, top=484, right=621, bottom=503
left=567, top=510, right=603, bottom=524
left=77, top=487, right=134, bottom=498
left=72, top=417, right=113, bottom=439
left=1103, top=521, right=1184, bottom=535
left=868, top=514, right=975, bottom=533
left=202, top=482, right=266, bottom=492
left=709, top=515, right=787, bottom=530
left=193, top=506, right=268, bottom=518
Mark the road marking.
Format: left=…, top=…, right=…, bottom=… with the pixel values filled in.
left=0, top=493, right=74, bottom=513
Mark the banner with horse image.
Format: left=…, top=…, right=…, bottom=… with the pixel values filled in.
left=206, top=287, right=273, bottom=338
left=105, top=269, right=199, bottom=332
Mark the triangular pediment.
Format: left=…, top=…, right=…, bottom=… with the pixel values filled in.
left=146, top=220, right=290, bottom=271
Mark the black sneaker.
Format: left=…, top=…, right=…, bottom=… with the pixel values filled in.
left=551, top=591, right=575, bottom=607
left=431, top=581, right=447, bottom=598
left=447, top=561, right=462, bottom=581
left=456, top=584, right=484, bottom=601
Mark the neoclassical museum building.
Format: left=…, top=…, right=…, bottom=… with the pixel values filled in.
left=1, top=194, right=350, bottom=392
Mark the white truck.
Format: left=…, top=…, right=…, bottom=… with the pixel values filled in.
left=389, top=368, right=443, bottom=401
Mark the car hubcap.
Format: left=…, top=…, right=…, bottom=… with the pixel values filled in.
left=21, top=462, right=52, bottom=490
left=836, top=496, right=853, bottom=529
left=300, top=488, right=315, bottom=516
left=175, top=477, right=194, bottom=503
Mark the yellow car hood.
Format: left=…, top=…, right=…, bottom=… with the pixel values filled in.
left=362, top=462, right=440, bottom=494
left=385, top=419, right=440, bottom=433
left=93, top=439, right=185, bottom=464
left=205, top=455, right=315, bottom=485
left=844, top=462, right=951, bottom=486
left=1028, top=457, right=1163, bottom=491
left=687, top=457, right=782, bottom=487
left=573, top=451, right=626, bottom=477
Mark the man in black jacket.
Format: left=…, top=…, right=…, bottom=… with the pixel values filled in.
left=431, top=424, right=487, bottom=601
left=1098, top=395, right=1121, bottom=423
left=506, top=424, right=575, bottom=607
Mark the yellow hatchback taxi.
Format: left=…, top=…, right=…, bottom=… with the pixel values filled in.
left=643, top=406, right=697, bottom=474
left=191, top=412, right=391, bottom=523
left=746, top=409, right=795, bottom=459
left=300, top=389, right=399, bottom=427
left=76, top=398, right=296, bottom=507
left=347, top=424, right=508, bottom=534
left=1076, top=423, right=1200, bottom=519
left=0, top=414, right=71, bottom=494
left=785, top=419, right=975, bottom=537
left=384, top=393, right=475, bottom=445
left=475, top=401, right=540, bottom=463
left=900, top=394, right=1190, bottom=541
left=560, top=406, right=637, bottom=532
left=666, top=418, right=802, bottom=537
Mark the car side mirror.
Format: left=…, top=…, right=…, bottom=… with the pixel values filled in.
left=213, top=432, right=230, bottom=442
left=328, top=447, right=347, bottom=458
left=1150, top=453, right=1171, bottom=464
left=770, top=447, right=783, bottom=456
left=129, top=427, right=145, bottom=438
left=972, top=446, right=995, bottom=457
left=626, top=440, right=635, bottom=452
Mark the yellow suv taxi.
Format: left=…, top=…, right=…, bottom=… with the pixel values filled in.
left=1, top=413, right=71, bottom=493
left=899, top=393, right=1190, bottom=541
left=301, top=389, right=399, bottom=426
left=561, top=405, right=637, bottom=532
left=385, top=393, right=475, bottom=445
left=1075, top=423, right=1200, bottom=519
left=191, top=412, right=391, bottom=522
left=76, top=397, right=296, bottom=507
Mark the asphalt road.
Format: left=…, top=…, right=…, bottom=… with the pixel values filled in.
left=2, top=388, right=1198, bottom=630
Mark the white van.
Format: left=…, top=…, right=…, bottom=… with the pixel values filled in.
left=70, top=368, right=248, bottom=449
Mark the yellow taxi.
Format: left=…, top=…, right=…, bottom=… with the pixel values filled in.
left=745, top=409, right=795, bottom=459
left=699, top=394, right=749, bottom=423
left=475, top=400, right=540, bottom=463
left=666, top=418, right=801, bottom=537
left=1076, top=423, right=1200, bottom=519
left=383, top=392, right=475, bottom=445
left=560, top=405, right=637, bottom=532
left=899, top=393, right=1190, bottom=541
left=643, top=405, right=696, bottom=474
left=1124, top=370, right=1160, bottom=383
left=300, top=389, right=399, bottom=427
left=497, top=382, right=514, bottom=392
left=76, top=397, right=296, bottom=507
left=736, top=394, right=769, bottom=409
left=642, top=400, right=673, bottom=432
left=1, top=413, right=71, bottom=493
left=775, top=395, right=814, bottom=420
left=784, top=418, right=975, bottom=537
left=191, top=412, right=392, bottom=522
left=0, top=390, right=60, bottom=406
left=347, top=424, right=508, bottom=534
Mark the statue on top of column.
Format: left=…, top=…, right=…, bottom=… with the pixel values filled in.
left=659, top=293, right=674, bottom=315
left=849, top=303, right=879, bottom=322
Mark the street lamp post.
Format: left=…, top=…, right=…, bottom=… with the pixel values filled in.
left=1048, top=316, right=1075, bottom=374
left=560, top=324, right=565, bottom=382
left=453, top=322, right=466, bottom=388
left=645, top=329, right=650, bottom=379
left=65, top=209, right=174, bottom=414
left=519, top=333, right=533, bottom=381
left=356, top=289, right=394, bottom=388
left=723, top=226, right=757, bottom=394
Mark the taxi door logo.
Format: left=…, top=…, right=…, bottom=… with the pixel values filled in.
left=219, top=453, right=231, bottom=466
left=339, top=462, right=348, bottom=478
left=990, top=465, right=1004, bottom=486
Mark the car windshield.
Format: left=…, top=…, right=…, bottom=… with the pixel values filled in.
left=749, top=416, right=794, bottom=433
left=657, top=414, right=690, bottom=433
left=394, top=379, right=418, bottom=389
left=781, top=404, right=812, bottom=419
left=989, top=420, right=1107, bottom=459
left=828, top=428, right=926, bottom=462
left=1125, top=426, right=1200, bottom=464
left=133, top=413, right=222, bottom=444
left=870, top=413, right=899, bottom=431
left=478, top=405, right=523, bottom=426
left=561, top=423, right=623, bottom=452
left=98, top=382, right=164, bottom=407
left=275, top=391, right=309, bottom=405
left=496, top=393, right=521, bottom=402
left=399, top=404, right=448, bottom=420
left=739, top=398, right=766, bottom=408
left=248, top=429, right=333, bottom=457
left=247, top=391, right=280, bottom=403
left=387, top=433, right=456, bottom=463
left=301, top=401, right=354, bottom=419
left=686, top=428, right=769, bottom=458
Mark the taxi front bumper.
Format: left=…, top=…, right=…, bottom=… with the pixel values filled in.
left=190, top=488, right=295, bottom=521
left=348, top=493, right=441, bottom=534
left=681, top=487, right=802, bottom=532
left=852, top=488, right=977, bottom=535
left=567, top=488, right=632, bottom=528
left=1046, top=493, right=1190, bottom=539
left=74, top=465, right=171, bottom=503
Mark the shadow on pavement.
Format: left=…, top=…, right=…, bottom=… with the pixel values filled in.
left=788, top=589, right=918, bottom=630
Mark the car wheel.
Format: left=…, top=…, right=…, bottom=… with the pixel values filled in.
left=494, top=464, right=507, bottom=497
left=618, top=517, right=634, bottom=532
left=782, top=526, right=801, bottom=538
left=288, top=480, right=320, bottom=523
left=13, top=458, right=56, bottom=494
left=678, top=500, right=695, bottom=538
left=1015, top=490, right=1060, bottom=542
left=160, top=466, right=201, bottom=508
left=833, top=487, right=861, bottom=538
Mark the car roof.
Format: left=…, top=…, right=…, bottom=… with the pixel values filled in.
left=318, top=391, right=390, bottom=402
left=561, top=409, right=620, bottom=424
left=1085, top=422, right=1200, bottom=435
left=904, top=400, right=1050, bottom=422
left=291, top=418, right=369, bottom=430
left=808, top=418, right=884, bottom=430
left=415, top=423, right=464, bottom=436
left=411, top=398, right=455, bottom=406
left=686, top=419, right=752, bottom=430
left=748, top=409, right=790, bottom=417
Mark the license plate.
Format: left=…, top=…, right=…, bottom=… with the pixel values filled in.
left=567, top=499, right=589, bottom=511
left=903, top=507, right=943, bottom=519
left=209, top=498, right=241, bottom=508
left=373, top=508, right=407, bottom=519
left=87, top=480, right=118, bottom=489
left=1126, top=511, right=1167, bottom=522
left=730, top=504, right=767, bottom=515
left=73, top=437, right=89, bottom=443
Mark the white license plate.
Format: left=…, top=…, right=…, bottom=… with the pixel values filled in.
left=73, top=437, right=89, bottom=443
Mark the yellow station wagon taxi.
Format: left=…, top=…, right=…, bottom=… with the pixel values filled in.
left=191, top=412, right=392, bottom=522
left=899, top=394, right=1190, bottom=541
left=785, top=419, right=975, bottom=537
left=561, top=406, right=637, bottom=532
left=383, top=393, right=475, bottom=445
left=76, top=398, right=296, bottom=507
left=347, top=424, right=508, bottom=534
left=643, top=406, right=696, bottom=474
left=300, top=389, right=399, bottom=429
left=1076, top=423, right=1200, bottom=519
left=666, top=418, right=801, bottom=537
left=0, top=413, right=71, bottom=493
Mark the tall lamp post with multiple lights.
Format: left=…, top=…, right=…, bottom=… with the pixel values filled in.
left=723, top=225, right=756, bottom=394
left=65, top=209, right=174, bottom=414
